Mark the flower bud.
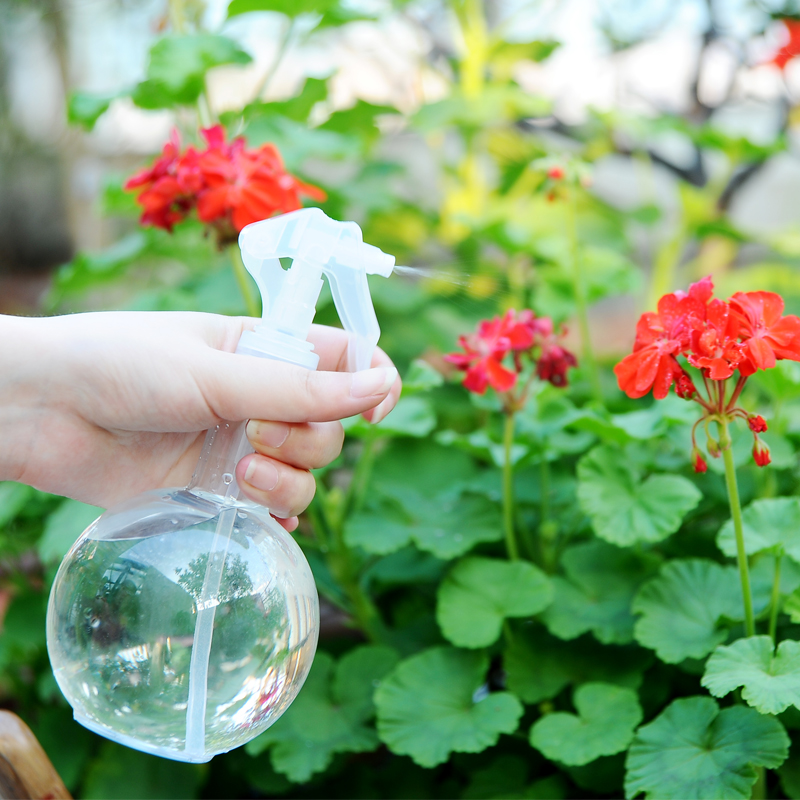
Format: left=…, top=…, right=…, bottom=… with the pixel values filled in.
left=674, top=370, right=697, bottom=400
left=707, top=438, right=721, bottom=459
left=753, top=438, right=771, bottom=468
left=691, top=446, right=708, bottom=474
left=547, top=166, right=565, bottom=180
left=748, top=415, right=768, bottom=433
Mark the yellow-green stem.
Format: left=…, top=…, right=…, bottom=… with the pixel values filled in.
left=719, top=420, right=756, bottom=638
left=769, top=552, right=783, bottom=644
left=228, top=245, right=261, bottom=317
left=503, top=413, right=520, bottom=561
left=565, top=189, right=602, bottom=404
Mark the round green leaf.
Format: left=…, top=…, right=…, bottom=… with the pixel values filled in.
left=530, top=682, right=642, bottom=766
left=702, top=636, right=800, bottom=715
left=136, top=34, right=252, bottom=108
left=542, top=541, right=660, bottom=645
left=577, top=445, right=701, bottom=546
left=246, top=646, right=398, bottom=782
left=717, top=498, right=800, bottom=562
left=375, top=647, right=523, bottom=767
left=504, top=630, right=650, bottom=705
left=437, top=557, right=553, bottom=648
left=345, top=493, right=502, bottom=559
left=632, top=559, right=742, bottom=663
left=624, top=696, right=789, bottom=799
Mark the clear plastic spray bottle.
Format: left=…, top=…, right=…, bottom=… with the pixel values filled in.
left=46, top=208, right=395, bottom=763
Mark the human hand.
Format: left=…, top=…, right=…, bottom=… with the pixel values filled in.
left=0, top=312, right=400, bottom=530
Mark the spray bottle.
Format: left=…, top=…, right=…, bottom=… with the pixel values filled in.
left=46, top=208, right=395, bottom=763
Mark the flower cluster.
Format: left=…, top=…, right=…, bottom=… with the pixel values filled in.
left=770, top=18, right=800, bottom=71
left=124, top=125, right=325, bottom=244
left=445, top=309, right=577, bottom=407
left=614, top=277, right=800, bottom=469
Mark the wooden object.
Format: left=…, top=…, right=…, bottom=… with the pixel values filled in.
left=0, top=711, right=70, bottom=799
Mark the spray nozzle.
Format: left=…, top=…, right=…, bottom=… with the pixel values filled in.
left=238, top=208, right=394, bottom=372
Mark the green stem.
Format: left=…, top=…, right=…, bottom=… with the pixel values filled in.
left=344, top=435, right=378, bottom=520
left=769, top=551, right=783, bottom=644
left=503, top=413, right=520, bottom=561
left=167, top=0, right=214, bottom=128
left=565, top=189, right=602, bottom=404
left=719, top=419, right=756, bottom=638
left=539, top=454, right=551, bottom=528
left=251, top=18, right=296, bottom=102
left=752, top=767, right=767, bottom=800
left=228, top=245, right=261, bottom=317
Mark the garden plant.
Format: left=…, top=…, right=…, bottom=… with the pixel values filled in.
left=7, top=0, right=800, bottom=798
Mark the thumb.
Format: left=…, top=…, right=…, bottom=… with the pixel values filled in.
left=200, top=351, right=399, bottom=424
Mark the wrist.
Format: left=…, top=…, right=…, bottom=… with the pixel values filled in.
left=0, top=314, right=46, bottom=483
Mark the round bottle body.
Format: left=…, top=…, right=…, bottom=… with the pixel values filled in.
left=46, top=488, right=319, bottom=762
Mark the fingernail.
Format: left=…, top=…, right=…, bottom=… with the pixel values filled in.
left=247, top=420, right=290, bottom=449
left=351, top=367, right=398, bottom=398
left=243, top=458, right=279, bottom=491
left=371, top=398, right=390, bottom=424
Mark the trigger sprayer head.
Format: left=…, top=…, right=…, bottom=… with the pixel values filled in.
left=237, top=208, right=395, bottom=371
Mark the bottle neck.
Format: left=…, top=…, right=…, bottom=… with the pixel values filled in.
left=186, top=336, right=317, bottom=502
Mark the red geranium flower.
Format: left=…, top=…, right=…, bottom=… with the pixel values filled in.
left=195, top=125, right=326, bottom=237
left=615, top=277, right=797, bottom=470
left=687, top=298, right=743, bottom=380
left=613, top=279, right=710, bottom=399
left=729, top=291, right=800, bottom=376
left=125, top=124, right=325, bottom=242
left=445, top=310, right=534, bottom=394
left=530, top=317, right=578, bottom=387
left=123, top=130, right=203, bottom=231
left=770, top=18, right=800, bottom=71
left=446, top=309, right=576, bottom=400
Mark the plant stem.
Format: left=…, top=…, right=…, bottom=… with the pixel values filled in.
left=344, top=435, right=378, bottom=520
left=718, top=419, right=756, bottom=638
left=503, top=412, right=520, bottom=561
left=228, top=245, right=261, bottom=317
left=769, top=551, right=783, bottom=645
left=251, top=18, right=296, bottom=102
left=565, top=188, right=602, bottom=404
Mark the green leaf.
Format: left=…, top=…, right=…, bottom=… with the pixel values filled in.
left=67, top=91, right=119, bottom=131
left=702, top=636, right=800, bottom=715
left=402, top=359, right=445, bottom=394
left=82, top=741, right=205, bottom=799
left=717, top=497, right=800, bottom=562
left=504, top=630, right=650, bottom=704
left=344, top=396, right=436, bottom=438
left=632, top=559, right=742, bottom=663
left=38, top=499, right=100, bottom=565
left=577, top=445, right=701, bottom=546
left=0, top=482, right=34, bottom=527
left=624, top=696, right=789, bottom=800
left=436, top=557, right=553, bottom=648
left=541, top=540, right=660, bottom=645
left=530, top=682, right=642, bottom=766
left=30, top=707, right=95, bottom=792
left=375, top=647, right=523, bottom=767
left=246, top=646, right=399, bottom=781
left=344, top=492, right=502, bottom=559
left=414, top=86, right=550, bottom=132
left=134, top=35, right=251, bottom=109
left=227, top=0, right=339, bottom=18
